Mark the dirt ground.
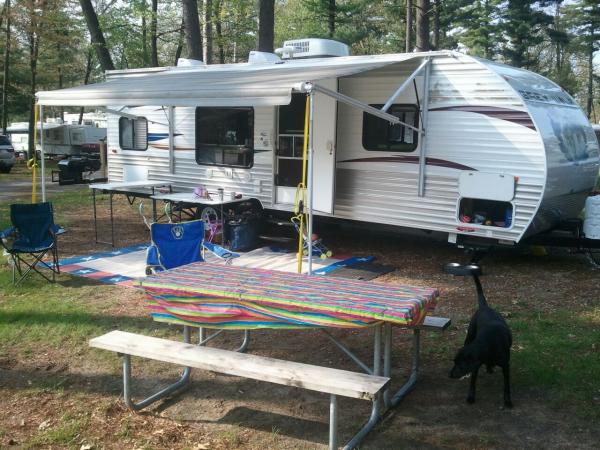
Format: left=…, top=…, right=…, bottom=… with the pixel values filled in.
left=1, top=191, right=600, bottom=449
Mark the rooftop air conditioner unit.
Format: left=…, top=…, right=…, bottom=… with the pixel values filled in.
left=278, top=38, right=350, bottom=59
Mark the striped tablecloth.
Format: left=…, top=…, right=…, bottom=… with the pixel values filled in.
left=139, top=263, right=439, bottom=329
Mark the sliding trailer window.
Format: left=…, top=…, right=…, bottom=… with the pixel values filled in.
left=362, top=104, right=419, bottom=152
left=195, top=107, right=254, bottom=168
left=119, top=116, right=148, bottom=151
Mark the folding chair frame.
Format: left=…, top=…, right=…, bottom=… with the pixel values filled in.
left=7, top=236, right=61, bottom=286
left=1, top=220, right=64, bottom=286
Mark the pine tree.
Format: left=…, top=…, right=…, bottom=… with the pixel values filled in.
left=502, top=0, right=553, bottom=68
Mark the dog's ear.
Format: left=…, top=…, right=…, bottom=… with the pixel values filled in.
left=453, top=347, right=465, bottom=363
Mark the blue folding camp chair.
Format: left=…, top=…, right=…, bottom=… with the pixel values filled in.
left=0, top=202, right=65, bottom=285
left=145, top=219, right=239, bottom=275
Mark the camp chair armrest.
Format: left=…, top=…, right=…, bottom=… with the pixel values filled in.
left=50, top=224, right=66, bottom=236
left=0, top=226, right=15, bottom=239
left=202, top=242, right=240, bottom=261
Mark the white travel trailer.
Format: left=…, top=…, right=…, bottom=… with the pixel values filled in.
left=37, top=39, right=600, bottom=247
left=6, top=119, right=106, bottom=156
left=41, top=122, right=106, bottom=156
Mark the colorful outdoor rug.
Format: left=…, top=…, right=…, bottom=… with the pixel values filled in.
left=58, top=244, right=148, bottom=286
left=58, top=244, right=381, bottom=286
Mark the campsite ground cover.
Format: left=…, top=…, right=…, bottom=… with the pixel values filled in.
left=1, top=183, right=599, bottom=449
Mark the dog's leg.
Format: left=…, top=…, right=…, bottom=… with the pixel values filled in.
left=467, top=366, right=479, bottom=404
left=502, top=364, right=513, bottom=408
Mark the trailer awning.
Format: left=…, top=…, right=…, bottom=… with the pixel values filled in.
left=36, top=52, right=445, bottom=107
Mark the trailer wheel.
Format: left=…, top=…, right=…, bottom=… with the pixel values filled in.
left=197, top=206, right=220, bottom=230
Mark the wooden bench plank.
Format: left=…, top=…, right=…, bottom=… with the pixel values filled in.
left=420, top=316, right=451, bottom=331
left=90, top=331, right=389, bottom=400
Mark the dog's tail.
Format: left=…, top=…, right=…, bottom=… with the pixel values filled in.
left=472, top=274, right=488, bottom=308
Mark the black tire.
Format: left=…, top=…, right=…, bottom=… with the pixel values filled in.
left=0, top=165, right=11, bottom=174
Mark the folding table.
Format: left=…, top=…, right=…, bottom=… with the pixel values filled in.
left=90, top=180, right=172, bottom=247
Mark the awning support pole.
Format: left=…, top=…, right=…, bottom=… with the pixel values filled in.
left=381, top=58, right=430, bottom=112
left=305, top=82, right=422, bottom=134
left=168, top=106, right=175, bottom=174
left=307, top=91, right=315, bottom=275
left=417, top=59, right=432, bottom=197
left=39, top=104, right=46, bottom=202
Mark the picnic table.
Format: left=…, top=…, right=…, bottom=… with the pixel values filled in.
left=130, top=262, right=442, bottom=448
left=141, top=262, right=438, bottom=329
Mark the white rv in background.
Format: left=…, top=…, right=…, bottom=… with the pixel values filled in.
left=40, top=122, right=106, bottom=156
left=37, top=39, right=600, bottom=246
left=7, top=114, right=106, bottom=156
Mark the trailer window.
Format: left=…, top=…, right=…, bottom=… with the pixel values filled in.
left=119, top=117, right=148, bottom=151
left=195, top=107, right=253, bottom=168
left=362, top=104, right=419, bottom=152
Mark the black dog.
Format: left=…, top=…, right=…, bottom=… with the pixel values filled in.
left=449, top=270, right=513, bottom=408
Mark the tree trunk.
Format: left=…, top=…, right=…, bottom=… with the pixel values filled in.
left=79, top=0, right=115, bottom=71
left=79, top=48, right=94, bottom=124
left=142, top=4, right=148, bottom=66
left=1, top=0, right=11, bottom=132
left=174, top=16, right=185, bottom=64
left=203, top=0, right=212, bottom=63
left=0, top=2, right=5, bottom=31
left=406, top=0, right=413, bottom=52
left=215, top=0, right=225, bottom=63
left=182, top=0, right=203, bottom=60
left=57, top=66, right=64, bottom=122
left=415, top=0, right=429, bottom=52
left=432, top=0, right=440, bottom=49
left=586, top=34, right=594, bottom=118
left=328, top=0, right=335, bottom=38
left=151, top=0, right=159, bottom=66
left=554, top=1, right=561, bottom=74
left=257, top=0, right=275, bottom=52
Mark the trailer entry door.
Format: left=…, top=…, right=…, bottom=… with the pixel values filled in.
left=275, top=78, right=337, bottom=214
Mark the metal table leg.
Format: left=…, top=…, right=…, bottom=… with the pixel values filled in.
left=109, top=192, right=115, bottom=247
left=342, top=324, right=382, bottom=450
left=383, top=323, right=392, bottom=408
left=121, top=325, right=192, bottom=411
left=329, top=394, right=338, bottom=450
left=197, top=327, right=250, bottom=353
left=236, top=330, right=250, bottom=353
left=152, top=187, right=158, bottom=222
left=93, top=188, right=99, bottom=244
left=390, top=328, right=420, bottom=407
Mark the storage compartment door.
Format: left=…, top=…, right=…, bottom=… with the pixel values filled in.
left=459, top=172, right=516, bottom=202
left=312, top=78, right=337, bottom=214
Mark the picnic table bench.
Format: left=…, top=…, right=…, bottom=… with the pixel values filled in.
left=90, top=263, right=448, bottom=449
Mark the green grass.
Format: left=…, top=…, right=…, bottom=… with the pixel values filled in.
left=0, top=270, right=160, bottom=350
left=26, top=412, right=91, bottom=448
left=511, top=307, right=600, bottom=419
left=0, top=185, right=90, bottom=229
